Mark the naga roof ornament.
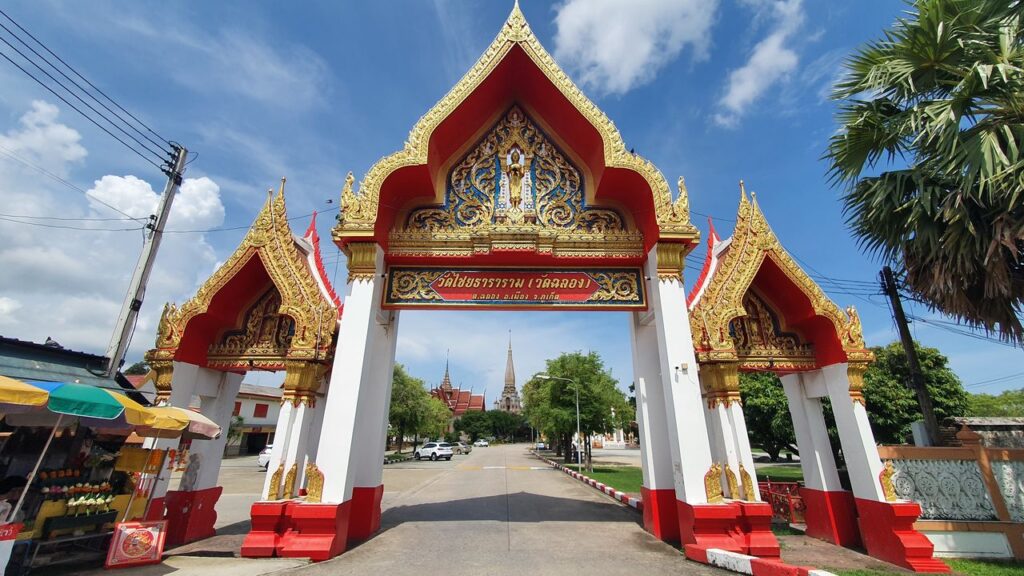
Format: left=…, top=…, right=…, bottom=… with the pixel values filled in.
left=335, top=2, right=697, bottom=246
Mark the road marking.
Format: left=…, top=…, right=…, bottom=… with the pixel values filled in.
left=456, top=465, right=553, bottom=471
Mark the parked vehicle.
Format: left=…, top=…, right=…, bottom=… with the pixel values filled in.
left=414, top=442, right=453, bottom=461
left=473, top=439, right=489, bottom=447
left=451, top=442, right=472, bottom=455
left=535, top=442, right=546, bottom=450
left=258, top=445, right=273, bottom=469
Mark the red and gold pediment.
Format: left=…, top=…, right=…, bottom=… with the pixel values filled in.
left=689, top=187, right=870, bottom=371
left=335, top=3, right=697, bottom=262
left=146, top=185, right=339, bottom=371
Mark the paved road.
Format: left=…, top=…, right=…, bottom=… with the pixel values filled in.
left=280, top=444, right=725, bottom=576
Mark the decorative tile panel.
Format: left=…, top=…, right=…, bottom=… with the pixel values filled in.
left=887, top=459, right=997, bottom=520
left=992, top=460, right=1024, bottom=522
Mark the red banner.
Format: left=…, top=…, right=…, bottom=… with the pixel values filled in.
left=384, top=267, right=645, bottom=309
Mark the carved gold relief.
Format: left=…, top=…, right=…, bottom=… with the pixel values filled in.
left=848, top=362, right=869, bottom=405
left=146, top=185, right=339, bottom=374
left=729, top=290, right=816, bottom=370
left=690, top=187, right=873, bottom=371
left=389, top=270, right=447, bottom=302
left=739, top=465, right=756, bottom=502
left=207, top=288, right=295, bottom=369
left=589, top=272, right=642, bottom=303
left=283, top=463, right=298, bottom=499
left=149, top=360, right=174, bottom=403
left=724, top=464, right=739, bottom=500
left=705, top=463, right=725, bottom=504
left=345, top=242, right=377, bottom=283
left=305, top=463, right=324, bottom=504
left=268, top=464, right=284, bottom=501
left=701, top=362, right=742, bottom=409
left=656, top=242, right=687, bottom=281
left=880, top=460, right=897, bottom=502
left=334, top=3, right=697, bottom=246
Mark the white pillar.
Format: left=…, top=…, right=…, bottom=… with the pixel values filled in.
left=645, top=245, right=714, bottom=504
left=781, top=372, right=843, bottom=492
left=182, top=370, right=243, bottom=492
left=703, top=402, right=740, bottom=496
left=352, top=308, right=400, bottom=490
left=316, top=244, right=391, bottom=504
left=821, top=363, right=885, bottom=501
left=262, top=401, right=296, bottom=499
left=726, top=401, right=759, bottom=501
left=147, top=361, right=200, bottom=501
left=630, top=311, right=674, bottom=494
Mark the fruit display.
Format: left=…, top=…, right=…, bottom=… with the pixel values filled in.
left=36, top=470, right=116, bottom=515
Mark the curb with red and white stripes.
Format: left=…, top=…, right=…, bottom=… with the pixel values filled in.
left=532, top=452, right=643, bottom=511
left=531, top=451, right=837, bottom=576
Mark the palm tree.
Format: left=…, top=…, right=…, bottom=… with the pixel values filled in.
left=825, top=0, right=1024, bottom=342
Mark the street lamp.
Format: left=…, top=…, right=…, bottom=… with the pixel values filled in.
left=537, top=374, right=582, bottom=469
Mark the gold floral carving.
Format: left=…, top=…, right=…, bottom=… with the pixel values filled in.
left=700, top=362, right=742, bottom=409
left=880, top=460, right=897, bottom=502
left=207, top=288, right=295, bottom=370
left=283, top=463, right=298, bottom=499
left=345, top=242, right=377, bottom=282
left=149, top=360, right=174, bottom=403
left=305, top=462, right=324, bottom=504
left=145, top=185, right=338, bottom=373
left=847, top=362, right=869, bottom=405
left=728, top=290, right=816, bottom=371
left=705, top=463, right=724, bottom=504
left=389, top=270, right=447, bottom=302
left=268, top=463, right=284, bottom=501
left=589, top=272, right=642, bottom=303
left=656, top=242, right=687, bottom=281
left=334, top=3, right=697, bottom=246
left=689, top=187, right=873, bottom=370
left=724, top=463, right=739, bottom=500
left=739, top=465, right=756, bottom=502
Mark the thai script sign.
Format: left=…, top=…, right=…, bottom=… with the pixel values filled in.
left=384, top=268, right=646, bottom=309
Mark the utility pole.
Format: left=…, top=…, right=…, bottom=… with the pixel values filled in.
left=104, top=144, right=188, bottom=377
left=880, top=265, right=941, bottom=446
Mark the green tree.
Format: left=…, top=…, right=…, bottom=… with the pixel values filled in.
left=418, top=396, right=452, bottom=441
left=488, top=410, right=527, bottom=442
left=124, top=361, right=149, bottom=375
left=863, top=342, right=969, bottom=443
left=389, top=364, right=430, bottom=453
left=966, top=388, right=1024, bottom=416
left=523, top=351, right=631, bottom=467
left=825, top=0, right=1024, bottom=342
left=455, top=410, right=491, bottom=441
left=739, top=372, right=797, bottom=462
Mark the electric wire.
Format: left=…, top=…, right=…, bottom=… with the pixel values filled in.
left=0, top=9, right=171, bottom=147
left=0, top=18, right=169, bottom=158
left=0, top=215, right=144, bottom=232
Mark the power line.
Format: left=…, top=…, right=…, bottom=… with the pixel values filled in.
left=965, top=371, right=1024, bottom=389
left=0, top=9, right=171, bottom=148
left=0, top=211, right=135, bottom=222
left=0, top=214, right=144, bottom=232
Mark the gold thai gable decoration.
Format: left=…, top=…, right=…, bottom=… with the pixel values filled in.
left=389, top=106, right=643, bottom=259
left=145, top=184, right=338, bottom=371
left=689, top=188, right=873, bottom=369
left=880, top=460, right=898, bottom=502
left=705, top=463, right=725, bottom=504
left=739, top=465, right=756, bottom=502
left=268, top=463, right=284, bottom=501
left=724, top=463, right=739, bottom=500
left=334, top=3, right=697, bottom=246
left=283, top=463, right=298, bottom=499
left=304, top=462, right=324, bottom=503
left=700, top=362, right=741, bottom=409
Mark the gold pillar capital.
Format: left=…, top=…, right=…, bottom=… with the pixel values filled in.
left=149, top=360, right=174, bottom=403
left=700, top=361, right=742, bottom=409
left=344, top=241, right=378, bottom=283
left=655, top=242, right=687, bottom=282
left=282, top=361, right=326, bottom=407
left=847, top=361, right=870, bottom=405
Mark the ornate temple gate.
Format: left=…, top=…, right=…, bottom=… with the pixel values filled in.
left=142, top=5, right=946, bottom=572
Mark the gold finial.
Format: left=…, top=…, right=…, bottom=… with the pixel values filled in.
left=739, top=179, right=747, bottom=200
left=278, top=177, right=287, bottom=197
left=677, top=176, right=687, bottom=195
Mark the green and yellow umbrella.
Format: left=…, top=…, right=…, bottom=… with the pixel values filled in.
left=0, top=375, right=49, bottom=407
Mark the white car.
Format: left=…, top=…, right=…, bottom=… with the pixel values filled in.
left=414, top=442, right=453, bottom=461
left=257, top=445, right=273, bottom=469
left=473, top=439, right=489, bottom=447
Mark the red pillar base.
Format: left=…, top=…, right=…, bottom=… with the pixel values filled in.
left=164, top=486, right=222, bottom=546
left=736, top=501, right=780, bottom=558
left=241, top=501, right=288, bottom=558
left=144, top=496, right=166, bottom=522
left=348, top=485, right=384, bottom=543
left=800, top=488, right=861, bottom=547
left=277, top=501, right=352, bottom=562
left=677, top=501, right=743, bottom=552
left=855, top=498, right=950, bottom=573
left=640, top=487, right=680, bottom=543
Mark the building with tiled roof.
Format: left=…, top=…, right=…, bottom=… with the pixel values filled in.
left=430, top=359, right=484, bottom=419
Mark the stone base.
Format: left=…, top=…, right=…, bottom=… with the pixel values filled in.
left=241, top=501, right=288, bottom=558
left=736, top=501, right=780, bottom=558
left=678, top=501, right=743, bottom=552
left=164, top=487, right=222, bottom=546
left=277, top=501, right=352, bottom=562
left=640, top=487, right=680, bottom=543
left=348, top=485, right=384, bottom=543
left=855, top=498, right=950, bottom=573
left=801, top=487, right=860, bottom=547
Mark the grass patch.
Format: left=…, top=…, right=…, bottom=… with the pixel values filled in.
left=832, top=570, right=898, bottom=576
left=757, top=465, right=804, bottom=482
left=770, top=523, right=804, bottom=536
left=947, top=559, right=1024, bottom=576
left=567, top=465, right=643, bottom=494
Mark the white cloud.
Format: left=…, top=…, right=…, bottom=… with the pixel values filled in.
left=553, top=0, right=719, bottom=95
left=0, top=101, right=225, bottom=360
left=714, top=0, right=805, bottom=127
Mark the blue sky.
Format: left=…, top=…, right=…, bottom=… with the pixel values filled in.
left=0, top=1, right=1019, bottom=401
